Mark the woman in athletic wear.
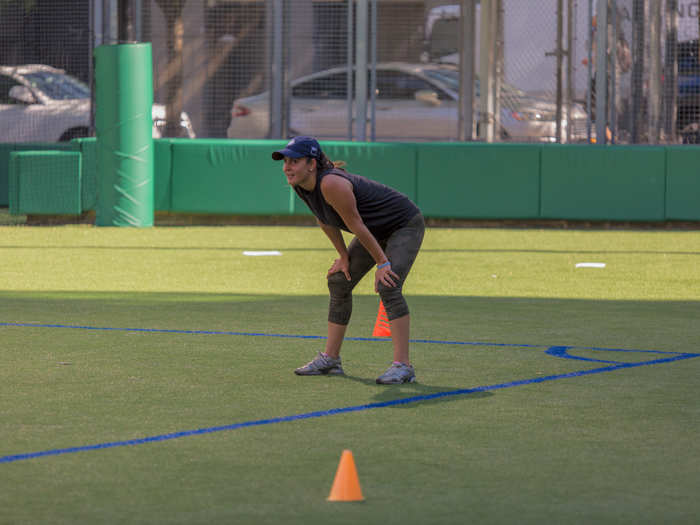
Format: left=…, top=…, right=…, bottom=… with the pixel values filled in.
left=272, top=136, right=424, bottom=384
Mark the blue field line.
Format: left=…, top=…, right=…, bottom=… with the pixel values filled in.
left=1, top=347, right=698, bottom=465
left=1, top=321, right=695, bottom=355
left=0, top=354, right=700, bottom=463
left=0, top=321, right=545, bottom=347
left=1, top=321, right=699, bottom=465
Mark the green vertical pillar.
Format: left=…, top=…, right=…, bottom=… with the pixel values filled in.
left=95, top=43, right=154, bottom=226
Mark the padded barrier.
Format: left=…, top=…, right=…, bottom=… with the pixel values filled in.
left=72, top=138, right=97, bottom=211
left=665, top=146, right=700, bottom=220
left=416, top=143, right=541, bottom=219
left=540, top=145, right=667, bottom=221
left=4, top=139, right=700, bottom=221
left=170, top=139, right=290, bottom=214
left=9, top=150, right=81, bottom=215
left=154, top=139, right=173, bottom=211
left=0, top=142, right=74, bottom=206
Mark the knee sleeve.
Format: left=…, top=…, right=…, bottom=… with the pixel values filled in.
left=327, top=272, right=353, bottom=325
left=377, top=283, right=409, bottom=320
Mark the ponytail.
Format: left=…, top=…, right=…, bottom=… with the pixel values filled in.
left=316, top=152, right=346, bottom=174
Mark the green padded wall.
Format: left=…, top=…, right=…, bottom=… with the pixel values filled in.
left=9, top=151, right=81, bottom=214
left=416, top=143, right=541, bottom=218
left=541, top=145, right=666, bottom=221
left=170, top=140, right=291, bottom=214
left=0, top=142, right=73, bottom=206
left=0, top=144, right=10, bottom=206
left=72, top=138, right=97, bottom=211
left=154, top=139, right=174, bottom=211
left=665, top=146, right=700, bottom=220
left=5, top=139, right=699, bottom=222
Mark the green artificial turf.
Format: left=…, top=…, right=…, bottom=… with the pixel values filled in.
left=0, top=225, right=698, bottom=524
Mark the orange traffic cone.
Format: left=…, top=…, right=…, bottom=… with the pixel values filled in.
left=327, top=450, right=364, bottom=502
left=372, top=301, right=391, bottom=337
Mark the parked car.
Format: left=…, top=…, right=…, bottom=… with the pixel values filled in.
left=226, top=62, right=589, bottom=143
left=0, top=64, right=195, bottom=142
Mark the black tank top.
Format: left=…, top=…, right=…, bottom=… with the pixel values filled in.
left=294, top=168, right=420, bottom=241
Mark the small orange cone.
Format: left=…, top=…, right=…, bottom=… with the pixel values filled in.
left=327, top=450, right=364, bottom=502
left=372, top=301, right=391, bottom=337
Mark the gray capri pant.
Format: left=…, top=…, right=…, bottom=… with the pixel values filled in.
left=327, top=213, right=425, bottom=325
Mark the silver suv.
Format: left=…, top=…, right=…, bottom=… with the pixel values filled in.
left=0, top=64, right=195, bottom=142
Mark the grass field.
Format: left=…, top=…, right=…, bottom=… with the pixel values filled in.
left=1, top=224, right=698, bottom=524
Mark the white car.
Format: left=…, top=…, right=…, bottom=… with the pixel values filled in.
left=226, top=62, right=589, bottom=143
left=0, top=64, right=195, bottom=142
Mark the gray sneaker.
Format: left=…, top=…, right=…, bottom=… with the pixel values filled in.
left=376, top=362, right=416, bottom=384
left=294, top=352, right=344, bottom=376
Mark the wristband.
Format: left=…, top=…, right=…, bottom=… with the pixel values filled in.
left=377, top=261, right=391, bottom=269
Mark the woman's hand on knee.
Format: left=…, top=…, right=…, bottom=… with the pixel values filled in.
left=375, top=265, right=399, bottom=292
left=327, top=257, right=351, bottom=281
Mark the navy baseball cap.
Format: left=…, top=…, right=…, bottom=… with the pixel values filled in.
left=271, top=136, right=322, bottom=161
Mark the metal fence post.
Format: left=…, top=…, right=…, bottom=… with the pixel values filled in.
left=556, top=0, right=565, bottom=143
left=346, top=0, right=354, bottom=140
left=609, top=0, right=617, bottom=142
left=370, top=0, right=377, bottom=142
left=104, top=0, right=118, bottom=45
left=594, top=0, right=608, bottom=145
left=354, top=0, right=368, bottom=141
left=269, top=0, right=287, bottom=139
left=586, top=0, right=594, bottom=143
left=479, top=0, right=497, bottom=142
left=494, top=0, right=503, bottom=140
left=631, top=0, right=645, bottom=143
left=458, top=0, right=476, bottom=141
left=566, top=0, right=575, bottom=143
left=648, top=0, right=662, bottom=144
left=663, top=0, right=679, bottom=142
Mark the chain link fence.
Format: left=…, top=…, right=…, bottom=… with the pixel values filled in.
left=0, top=0, right=698, bottom=144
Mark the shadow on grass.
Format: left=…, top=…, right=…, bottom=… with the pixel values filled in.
left=340, top=373, right=493, bottom=407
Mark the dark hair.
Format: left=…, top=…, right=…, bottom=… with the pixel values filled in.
left=315, top=152, right=346, bottom=174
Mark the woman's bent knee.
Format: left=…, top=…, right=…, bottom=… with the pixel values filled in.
left=377, top=285, right=409, bottom=320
